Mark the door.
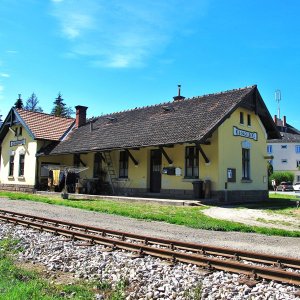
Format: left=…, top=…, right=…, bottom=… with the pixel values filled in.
left=150, top=149, right=162, bottom=193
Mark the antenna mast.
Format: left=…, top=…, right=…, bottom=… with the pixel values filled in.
left=275, top=89, right=281, bottom=119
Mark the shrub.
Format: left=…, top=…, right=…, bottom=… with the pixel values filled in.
left=269, top=171, right=294, bottom=187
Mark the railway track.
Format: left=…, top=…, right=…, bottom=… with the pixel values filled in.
left=0, top=208, right=299, bottom=286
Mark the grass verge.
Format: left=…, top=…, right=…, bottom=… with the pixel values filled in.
left=0, top=191, right=299, bottom=237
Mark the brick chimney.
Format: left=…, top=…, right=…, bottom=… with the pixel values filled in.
left=273, top=115, right=277, bottom=125
left=75, top=105, right=88, bottom=127
left=173, top=84, right=185, bottom=101
left=283, top=115, right=286, bottom=127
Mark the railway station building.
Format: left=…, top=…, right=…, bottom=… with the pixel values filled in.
left=0, top=85, right=280, bottom=202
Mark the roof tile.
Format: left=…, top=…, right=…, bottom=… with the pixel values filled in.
left=16, top=109, right=74, bottom=141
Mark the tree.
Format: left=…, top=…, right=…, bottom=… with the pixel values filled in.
left=267, top=161, right=273, bottom=177
left=14, top=94, right=24, bottom=109
left=24, top=93, right=43, bottom=112
left=51, top=93, right=74, bottom=117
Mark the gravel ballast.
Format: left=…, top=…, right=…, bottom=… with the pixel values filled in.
left=1, top=222, right=299, bottom=300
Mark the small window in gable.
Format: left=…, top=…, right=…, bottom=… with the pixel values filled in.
left=281, top=159, right=288, bottom=163
left=240, top=112, right=244, bottom=125
left=247, top=114, right=251, bottom=126
left=281, top=145, right=287, bottom=149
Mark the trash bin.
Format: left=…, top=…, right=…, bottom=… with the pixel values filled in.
left=204, top=180, right=211, bottom=199
left=192, top=180, right=204, bottom=199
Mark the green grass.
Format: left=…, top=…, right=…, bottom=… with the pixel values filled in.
left=255, top=217, right=299, bottom=228
left=0, top=238, right=126, bottom=300
left=0, top=191, right=300, bottom=237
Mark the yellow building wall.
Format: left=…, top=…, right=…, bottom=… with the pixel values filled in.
left=0, top=125, right=37, bottom=186
left=38, top=107, right=268, bottom=195
left=103, top=136, right=220, bottom=192
left=217, top=108, right=268, bottom=191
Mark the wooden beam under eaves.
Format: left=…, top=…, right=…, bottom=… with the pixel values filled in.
left=79, top=158, right=87, bottom=167
left=196, top=143, right=210, bottom=164
left=159, top=146, right=173, bottom=165
left=125, top=149, right=139, bottom=166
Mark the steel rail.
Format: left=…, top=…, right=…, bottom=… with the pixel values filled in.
left=0, top=209, right=300, bottom=286
left=0, top=209, right=298, bottom=269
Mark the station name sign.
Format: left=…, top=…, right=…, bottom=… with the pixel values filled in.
left=233, top=126, right=257, bottom=141
left=10, top=138, right=26, bottom=147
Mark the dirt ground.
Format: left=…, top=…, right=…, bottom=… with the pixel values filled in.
left=203, top=206, right=300, bottom=231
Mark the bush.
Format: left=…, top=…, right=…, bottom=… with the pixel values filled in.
left=269, top=171, right=294, bottom=187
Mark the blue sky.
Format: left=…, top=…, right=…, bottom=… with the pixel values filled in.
left=0, top=0, right=299, bottom=127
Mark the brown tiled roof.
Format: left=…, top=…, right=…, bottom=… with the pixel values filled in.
left=268, top=131, right=300, bottom=143
left=44, top=85, right=280, bottom=155
left=16, top=109, right=75, bottom=141
left=268, top=123, right=300, bottom=143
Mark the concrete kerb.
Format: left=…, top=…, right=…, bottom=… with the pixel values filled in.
left=35, top=191, right=204, bottom=207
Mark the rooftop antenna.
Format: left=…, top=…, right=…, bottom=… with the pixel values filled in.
left=275, top=89, right=281, bottom=119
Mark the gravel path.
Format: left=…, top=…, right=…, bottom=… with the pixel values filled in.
left=0, top=198, right=299, bottom=259
left=203, top=207, right=300, bottom=231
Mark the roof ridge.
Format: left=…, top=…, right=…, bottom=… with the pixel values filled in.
left=16, top=108, right=75, bottom=120
left=89, top=85, right=257, bottom=120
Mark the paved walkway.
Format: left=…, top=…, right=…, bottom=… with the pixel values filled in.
left=0, top=198, right=299, bottom=259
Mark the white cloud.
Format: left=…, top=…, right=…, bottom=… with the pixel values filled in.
left=0, top=73, right=10, bottom=78
left=0, top=84, right=4, bottom=93
left=50, top=0, right=207, bottom=68
left=6, top=50, right=18, bottom=54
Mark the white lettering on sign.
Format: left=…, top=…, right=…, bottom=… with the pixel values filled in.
left=233, top=126, right=257, bottom=141
left=10, top=139, right=26, bottom=147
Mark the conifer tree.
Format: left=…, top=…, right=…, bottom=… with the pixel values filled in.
left=51, top=93, right=74, bottom=117
left=14, top=94, right=24, bottom=109
left=25, top=92, right=43, bottom=112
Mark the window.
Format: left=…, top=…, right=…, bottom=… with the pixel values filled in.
left=281, top=159, right=288, bottom=163
left=281, top=145, right=287, bottom=149
left=185, top=146, right=199, bottom=178
left=119, top=151, right=128, bottom=178
left=240, top=112, right=244, bottom=124
left=247, top=114, right=251, bottom=126
left=242, top=148, right=250, bottom=180
left=296, top=145, right=300, bottom=153
left=297, top=160, right=300, bottom=168
left=297, top=175, right=300, bottom=182
left=267, top=145, right=272, bottom=154
left=9, top=155, right=14, bottom=176
left=19, top=154, right=25, bottom=176
left=93, top=153, right=102, bottom=178
left=13, top=127, right=22, bottom=136
left=74, top=154, right=80, bottom=167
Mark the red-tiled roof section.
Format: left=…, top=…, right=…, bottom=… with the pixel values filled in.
left=16, top=109, right=75, bottom=141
